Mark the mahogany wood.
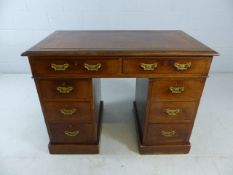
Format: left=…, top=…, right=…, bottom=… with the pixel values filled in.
left=135, top=78, right=149, bottom=133
left=22, top=31, right=218, bottom=57
left=150, top=78, right=206, bottom=101
left=22, top=31, right=218, bottom=154
left=123, top=58, right=211, bottom=75
left=43, top=101, right=92, bottom=122
left=48, top=122, right=96, bottom=144
left=49, top=101, right=103, bottom=154
left=36, top=79, right=91, bottom=101
left=30, top=58, right=121, bottom=77
left=148, top=101, right=199, bottom=123
left=145, top=123, right=193, bottom=145
left=134, top=101, right=191, bottom=154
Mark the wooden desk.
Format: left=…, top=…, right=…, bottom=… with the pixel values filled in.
left=22, top=31, right=218, bottom=154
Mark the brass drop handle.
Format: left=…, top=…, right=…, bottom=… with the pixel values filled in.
left=60, top=108, right=77, bottom=116
left=169, top=86, right=184, bottom=94
left=161, top=130, right=176, bottom=137
left=64, top=130, right=79, bottom=137
left=56, top=86, right=73, bottom=94
left=165, top=108, right=181, bottom=116
left=140, top=63, right=158, bottom=71
left=84, top=63, right=101, bottom=71
left=174, top=62, right=191, bottom=71
left=51, top=63, right=69, bottom=71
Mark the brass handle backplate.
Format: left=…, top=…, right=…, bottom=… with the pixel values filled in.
left=169, top=86, right=184, bottom=94
left=84, top=63, right=101, bottom=71
left=174, top=62, right=191, bottom=71
left=64, top=130, right=79, bottom=137
left=165, top=108, right=181, bottom=116
left=51, top=63, right=69, bottom=71
left=56, top=86, right=73, bottom=94
left=60, top=108, right=77, bottom=116
left=161, top=130, right=176, bottom=137
left=140, top=63, right=158, bottom=71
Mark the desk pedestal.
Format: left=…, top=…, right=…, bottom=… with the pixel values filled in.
left=36, top=77, right=204, bottom=154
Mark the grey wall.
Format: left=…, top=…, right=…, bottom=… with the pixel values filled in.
left=0, top=0, right=232, bottom=73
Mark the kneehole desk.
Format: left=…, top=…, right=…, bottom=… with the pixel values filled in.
left=22, top=31, right=218, bottom=154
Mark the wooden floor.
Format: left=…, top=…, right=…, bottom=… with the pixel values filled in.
left=0, top=73, right=232, bottom=175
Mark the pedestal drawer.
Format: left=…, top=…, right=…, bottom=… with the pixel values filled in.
left=30, top=58, right=121, bottom=77
left=36, top=79, right=91, bottom=100
left=43, top=101, right=92, bottom=122
left=145, top=124, right=192, bottom=145
left=149, top=101, right=199, bottom=123
left=150, top=78, right=206, bottom=101
left=123, top=58, right=211, bottom=75
left=48, top=122, right=96, bottom=144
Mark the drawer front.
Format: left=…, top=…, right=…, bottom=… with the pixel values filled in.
left=36, top=79, right=91, bottom=100
left=145, top=124, right=192, bottom=145
left=149, top=101, right=198, bottom=123
left=43, top=101, right=92, bottom=122
left=30, top=58, right=121, bottom=76
left=150, top=78, right=205, bottom=101
left=48, top=123, right=96, bottom=144
left=123, top=58, right=211, bottom=75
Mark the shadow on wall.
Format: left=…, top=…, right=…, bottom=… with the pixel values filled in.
left=102, top=100, right=136, bottom=123
left=100, top=100, right=139, bottom=153
left=100, top=78, right=138, bottom=153
left=101, top=78, right=136, bottom=123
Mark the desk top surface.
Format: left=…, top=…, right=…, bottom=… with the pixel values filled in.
left=22, top=30, right=218, bottom=57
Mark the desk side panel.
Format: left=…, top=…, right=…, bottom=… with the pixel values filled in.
left=93, top=78, right=101, bottom=123
left=135, top=78, right=149, bottom=136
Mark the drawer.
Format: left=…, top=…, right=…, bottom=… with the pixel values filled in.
left=48, top=122, right=96, bottom=144
left=150, top=78, right=205, bottom=101
left=123, top=58, right=211, bottom=75
left=43, top=101, right=92, bottom=122
left=36, top=79, right=91, bottom=100
left=145, top=124, right=192, bottom=145
left=30, top=58, right=121, bottom=76
left=149, top=101, right=198, bottom=123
